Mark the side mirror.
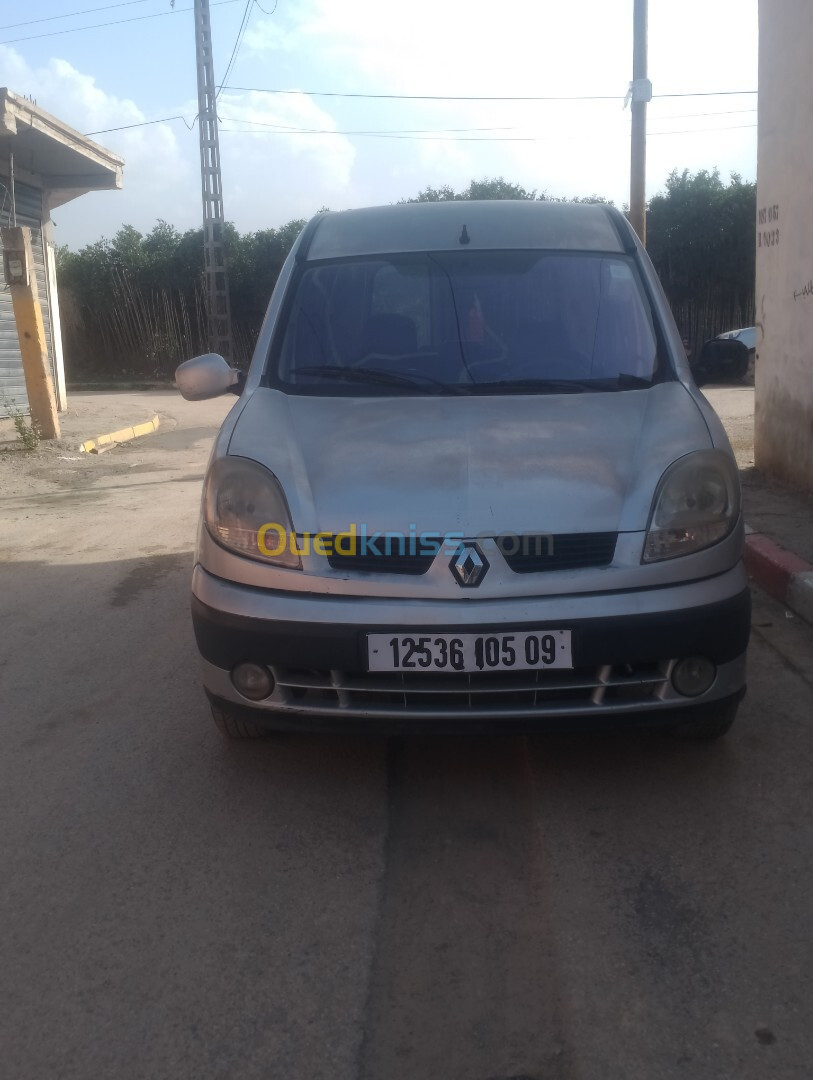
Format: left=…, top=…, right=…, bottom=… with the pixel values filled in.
left=175, top=353, right=243, bottom=401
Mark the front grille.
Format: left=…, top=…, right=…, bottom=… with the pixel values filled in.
left=266, top=661, right=669, bottom=719
left=327, top=533, right=617, bottom=575
left=498, top=532, right=617, bottom=573
left=327, top=550, right=434, bottom=575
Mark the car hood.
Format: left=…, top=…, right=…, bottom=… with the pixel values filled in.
left=227, top=384, right=712, bottom=536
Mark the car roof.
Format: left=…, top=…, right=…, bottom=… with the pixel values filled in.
left=303, top=200, right=628, bottom=260
left=718, top=327, right=756, bottom=340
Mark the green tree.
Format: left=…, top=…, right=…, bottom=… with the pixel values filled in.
left=55, top=170, right=754, bottom=382
left=403, top=176, right=543, bottom=202
left=646, top=168, right=756, bottom=345
left=57, top=217, right=308, bottom=378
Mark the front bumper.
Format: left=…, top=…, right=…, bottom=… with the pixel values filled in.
left=191, top=564, right=750, bottom=728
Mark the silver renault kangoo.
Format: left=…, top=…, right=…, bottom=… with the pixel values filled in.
left=177, top=201, right=749, bottom=740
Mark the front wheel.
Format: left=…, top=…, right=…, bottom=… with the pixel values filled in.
left=731, top=352, right=750, bottom=381
left=691, top=361, right=713, bottom=387
left=671, top=696, right=741, bottom=740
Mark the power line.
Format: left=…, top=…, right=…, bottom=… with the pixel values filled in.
left=219, top=0, right=277, bottom=87
left=222, top=86, right=625, bottom=101
left=656, top=90, right=758, bottom=98
left=0, top=0, right=241, bottom=45
left=83, top=111, right=759, bottom=140
left=648, top=122, right=757, bottom=136
left=219, top=127, right=535, bottom=141
left=647, top=106, right=757, bottom=120
left=84, top=114, right=197, bottom=135
left=217, top=0, right=255, bottom=101
left=220, top=85, right=758, bottom=102
left=217, top=115, right=518, bottom=134
left=0, top=0, right=150, bottom=31
left=217, top=120, right=759, bottom=142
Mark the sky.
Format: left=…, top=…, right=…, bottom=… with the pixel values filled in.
left=0, top=0, right=759, bottom=250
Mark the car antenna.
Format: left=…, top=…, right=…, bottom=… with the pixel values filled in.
left=459, top=224, right=471, bottom=245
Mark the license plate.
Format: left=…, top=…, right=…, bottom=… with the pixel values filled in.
left=367, top=631, right=572, bottom=673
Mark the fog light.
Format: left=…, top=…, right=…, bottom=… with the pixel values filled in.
left=671, top=656, right=716, bottom=698
left=231, top=662, right=274, bottom=701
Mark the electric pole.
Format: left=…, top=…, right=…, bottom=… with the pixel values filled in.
left=194, top=0, right=232, bottom=360
left=630, top=0, right=651, bottom=245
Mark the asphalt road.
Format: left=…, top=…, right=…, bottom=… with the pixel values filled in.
left=2, top=389, right=813, bottom=1080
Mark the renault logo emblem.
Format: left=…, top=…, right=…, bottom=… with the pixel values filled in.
left=450, top=543, right=489, bottom=588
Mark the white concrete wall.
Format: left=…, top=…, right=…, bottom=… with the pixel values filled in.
left=755, top=0, right=813, bottom=491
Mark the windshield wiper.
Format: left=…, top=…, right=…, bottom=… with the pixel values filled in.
left=468, top=374, right=654, bottom=394
left=295, top=364, right=440, bottom=393
left=615, top=373, right=654, bottom=389
left=468, top=378, right=592, bottom=395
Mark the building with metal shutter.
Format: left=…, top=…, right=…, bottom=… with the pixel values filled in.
left=1, top=89, right=123, bottom=420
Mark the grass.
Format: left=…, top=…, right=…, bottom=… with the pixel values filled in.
left=0, top=397, right=41, bottom=451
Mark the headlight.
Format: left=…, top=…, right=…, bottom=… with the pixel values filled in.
left=643, top=450, right=740, bottom=562
left=203, top=457, right=301, bottom=568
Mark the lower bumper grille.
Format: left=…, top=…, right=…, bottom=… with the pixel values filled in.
left=265, top=661, right=672, bottom=719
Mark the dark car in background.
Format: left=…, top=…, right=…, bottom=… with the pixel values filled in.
left=692, top=326, right=755, bottom=384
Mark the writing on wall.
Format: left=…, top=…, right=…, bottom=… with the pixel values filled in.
left=758, top=204, right=780, bottom=248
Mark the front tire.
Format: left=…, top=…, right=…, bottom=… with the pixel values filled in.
left=731, top=352, right=750, bottom=381
left=211, top=703, right=267, bottom=739
left=691, top=360, right=713, bottom=387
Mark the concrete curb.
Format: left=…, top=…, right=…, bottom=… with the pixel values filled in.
left=744, top=529, right=813, bottom=625
left=79, top=414, right=160, bottom=454
left=67, top=382, right=174, bottom=392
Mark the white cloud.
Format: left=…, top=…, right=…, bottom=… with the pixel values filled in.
left=237, top=0, right=638, bottom=202
left=216, top=88, right=355, bottom=185
left=238, top=0, right=757, bottom=204
left=0, top=41, right=360, bottom=245
left=1, top=45, right=191, bottom=246
left=0, top=0, right=757, bottom=244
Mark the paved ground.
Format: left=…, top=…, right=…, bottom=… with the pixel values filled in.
left=2, top=389, right=813, bottom=1080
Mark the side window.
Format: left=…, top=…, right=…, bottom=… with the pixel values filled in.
left=370, top=263, right=432, bottom=349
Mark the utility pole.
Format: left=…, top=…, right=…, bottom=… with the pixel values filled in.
left=193, top=0, right=232, bottom=360
left=629, top=0, right=651, bottom=245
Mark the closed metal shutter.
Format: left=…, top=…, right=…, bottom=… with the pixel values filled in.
left=0, top=280, right=27, bottom=417
left=0, top=180, right=56, bottom=419
left=0, top=173, right=27, bottom=418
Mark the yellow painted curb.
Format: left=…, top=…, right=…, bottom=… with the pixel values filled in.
left=80, top=414, right=160, bottom=454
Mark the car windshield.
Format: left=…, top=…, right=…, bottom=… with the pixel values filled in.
left=270, top=251, right=662, bottom=395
